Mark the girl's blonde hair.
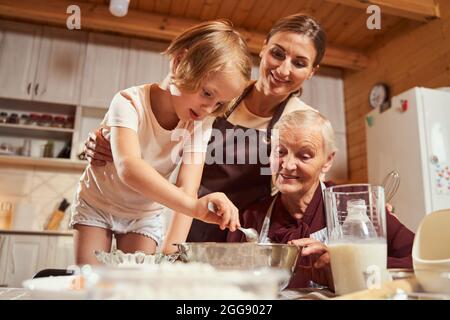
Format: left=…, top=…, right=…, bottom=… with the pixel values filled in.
left=164, top=20, right=252, bottom=116
left=274, top=109, right=337, bottom=156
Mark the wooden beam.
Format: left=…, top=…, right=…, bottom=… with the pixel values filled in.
left=0, top=0, right=369, bottom=70
left=326, top=0, right=440, bottom=22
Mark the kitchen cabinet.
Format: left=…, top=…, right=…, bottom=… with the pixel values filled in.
left=124, top=38, right=170, bottom=88
left=4, top=234, right=49, bottom=288
left=47, top=235, right=75, bottom=269
left=80, top=33, right=129, bottom=108
left=32, top=27, right=87, bottom=105
left=0, top=20, right=40, bottom=101
left=0, top=231, right=74, bottom=288
left=0, top=20, right=87, bottom=105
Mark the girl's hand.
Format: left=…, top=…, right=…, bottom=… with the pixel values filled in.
left=288, top=238, right=330, bottom=269
left=195, top=193, right=240, bottom=231
left=84, top=127, right=113, bottom=166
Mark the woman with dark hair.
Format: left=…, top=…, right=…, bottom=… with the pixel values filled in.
left=84, top=14, right=328, bottom=253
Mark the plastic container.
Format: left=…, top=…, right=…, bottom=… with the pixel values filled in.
left=412, top=209, right=450, bottom=294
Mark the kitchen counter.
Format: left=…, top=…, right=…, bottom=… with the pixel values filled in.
left=0, top=287, right=334, bottom=300
left=0, top=288, right=31, bottom=300
left=0, top=229, right=74, bottom=237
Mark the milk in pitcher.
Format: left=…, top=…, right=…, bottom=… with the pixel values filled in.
left=328, top=240, right=387, bottom=295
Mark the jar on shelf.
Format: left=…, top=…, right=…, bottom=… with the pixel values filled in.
left=0, top=112, right=7, bottom=123
left=42, top=140, right=54, bottom=158
left=52, top=116, right=66, bottom=128
left=28, top=113, right=40, bottom=126
left=64, top=116, right=74, bottom=129
left=38, top=114, right=53, bottom=127
left=6, top=113, right=19, bottom=124
left=19, top=114, right=29, bottom=125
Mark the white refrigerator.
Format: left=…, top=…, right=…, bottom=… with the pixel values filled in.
left=365, top=87, right=450, bottom=232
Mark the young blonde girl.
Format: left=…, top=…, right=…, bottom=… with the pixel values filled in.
left=71, top=20, right=251, bottom=265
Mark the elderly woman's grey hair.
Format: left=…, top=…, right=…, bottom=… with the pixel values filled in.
left=273, top=109, right=338, bottom=156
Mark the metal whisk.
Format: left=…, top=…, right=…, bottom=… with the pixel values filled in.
left=382, top=170, right=400, bottom=202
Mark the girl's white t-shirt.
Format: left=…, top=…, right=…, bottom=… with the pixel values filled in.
left=76, top=84, right=214, bottom=219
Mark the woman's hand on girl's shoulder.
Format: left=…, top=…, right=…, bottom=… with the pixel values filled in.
left=84, top=127, right=113, bottom=166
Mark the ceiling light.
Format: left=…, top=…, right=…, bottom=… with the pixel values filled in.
left=109, top=0, right=130, bottom=17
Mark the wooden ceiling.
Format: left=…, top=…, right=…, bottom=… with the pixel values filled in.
left=84, top=0, right=440, bottom=50
left=0, top=0, right=441, bottom=70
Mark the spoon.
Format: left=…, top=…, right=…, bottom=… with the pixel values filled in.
left=207, top=202, right=260, bottom=243
left=237, top=226, right=259, bottom=243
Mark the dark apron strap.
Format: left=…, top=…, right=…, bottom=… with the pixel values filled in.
left=225, top=81, right=289, bottom=144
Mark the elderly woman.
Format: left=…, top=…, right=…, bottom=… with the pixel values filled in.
left=227, top=109, right=415, bottom=289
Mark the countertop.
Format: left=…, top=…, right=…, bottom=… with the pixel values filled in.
left=0, top=229, right=74, bottom=236
left=0, top=287, right=335, bottom=300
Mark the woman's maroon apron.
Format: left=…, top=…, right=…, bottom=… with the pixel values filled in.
left=187, top=84, right=288, bottom=242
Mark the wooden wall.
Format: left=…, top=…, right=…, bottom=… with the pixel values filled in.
left=343, top=0, right=450, bottom=183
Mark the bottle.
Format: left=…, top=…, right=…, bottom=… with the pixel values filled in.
left=341, top=199, right=378, bottom=239
left=43, top=140, right=54, bottom=158
left=21, top=139, right=31, bottom=157
left=45, top=198, right=71, bottom=231
left=57, top=143, right=71, bottom=159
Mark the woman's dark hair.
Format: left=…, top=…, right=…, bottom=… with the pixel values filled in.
left=266, top=14, right=327, bottom=67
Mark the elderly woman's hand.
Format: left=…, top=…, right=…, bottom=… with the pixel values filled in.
left=386, top=203, right=397, bottom=218
left=288, top=238, right=330, bottom=269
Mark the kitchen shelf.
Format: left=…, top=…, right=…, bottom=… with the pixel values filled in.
left=0, top=123, right=74, bottom=133
left=0, top=123, right=74, bottom=140
left=0, top=155, right=87, bottom=170
left=0, top=229, right=74, bottom=237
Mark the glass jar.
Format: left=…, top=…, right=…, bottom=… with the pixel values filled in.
left=38, top=114, right=53, bottom=127
left=28, top=113, right=40, bottom=126
left=52, top=116, right=66, bottom=128
left=0, top=112, right=7, bottom=123
left=19, top=114, right=29, bottom=125
left=6, top=113, right=19, bottom=124
left=64, top=116, right=74, bottom=129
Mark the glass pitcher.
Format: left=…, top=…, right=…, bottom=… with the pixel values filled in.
left=324, top=184, right=388, bottom=295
